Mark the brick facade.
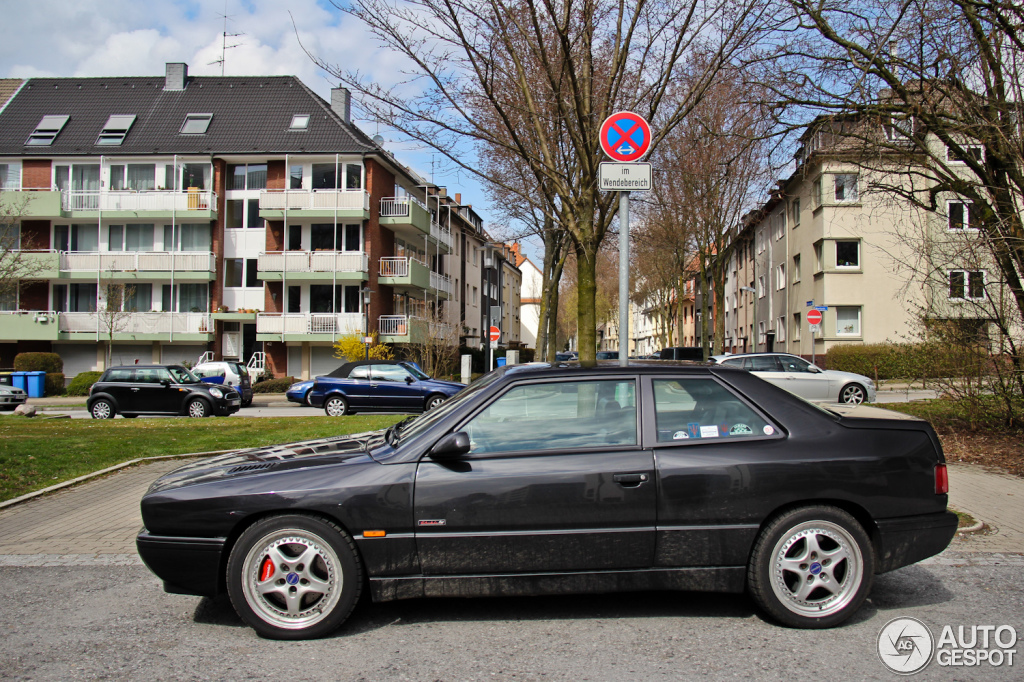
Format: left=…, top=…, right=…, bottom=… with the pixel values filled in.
left=365, top=158, right=395, bottom=323
left=21, top=159, right=51, bottom=190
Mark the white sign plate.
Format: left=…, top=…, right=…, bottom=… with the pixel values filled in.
left=809, top=324, right=820, bottom=333
left=599, top=162, right=652, bottom=192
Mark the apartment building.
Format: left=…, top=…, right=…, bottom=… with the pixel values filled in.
left=508, top=243, right=541, bottom=350
left=0, top=63, right=508, bottom=378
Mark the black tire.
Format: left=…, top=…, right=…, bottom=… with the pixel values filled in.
left=241, top=398, right=253, bottom=408
left=226, top=514, right=363, bottom=640
left=747, top=506, right=873, bottom=628
left=90, top=399, right=115, bottom=419
left=840, top=383, right=867, bottom=404
left=425, top=394, right=446, bottom=411
left=304, top=389, right=314, bottom=407
left=187, top=398, right=210, bottom=418
left=324, top=395, right=349, bottom=417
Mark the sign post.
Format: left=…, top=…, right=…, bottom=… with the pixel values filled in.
left=806, top=308, right=823, bottom=366
left=488, top=326, right=500, bottom=371
left=600, top=111, right=652, bottom=367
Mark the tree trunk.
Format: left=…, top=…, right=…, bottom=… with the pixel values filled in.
left=713, top=256, right=726, bottom=353
left=547, top=280, right=560, bottom=361
left=575, top=240, right=599, bottom=366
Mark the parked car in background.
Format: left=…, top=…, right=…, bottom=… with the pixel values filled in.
left=710, top=352, right=876, bottom=404
left=192, top=361, right=253, bottom=407
left=554, top=352, right=575, bottom=362
left=595, top=351, right=619, bottom=360
left=138, top=362, right=956, bottom=640
left=88, top=365, right=241, bottom=419
left=286, top=379, right=316, bottom=406
left=308, top=361, right=465, bottom=416
left=659, top=347, right=706, bottom=361
left=0, top=384, right=28, bottom=410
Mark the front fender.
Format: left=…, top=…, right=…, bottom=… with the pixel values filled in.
left=87, top=392, right=121, bottom=412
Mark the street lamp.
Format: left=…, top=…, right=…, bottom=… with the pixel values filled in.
left=361, top=286, right=373, bottom=360
left=479, top=242, right=503, bottom=372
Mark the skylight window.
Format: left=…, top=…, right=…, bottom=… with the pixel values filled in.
left=290, top=114, right=310, bottom=130
left=180, top=113, right=213, bottom=135
left=25, top=115, right=70, bottom=146
left=96, top=114, right=136, bottom=146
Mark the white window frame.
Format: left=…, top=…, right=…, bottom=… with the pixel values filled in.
left=792, top=312, right=801, bottom=341
left=180, top=113, right=213, bottom=135
left=947, top=200, right=977, bottom=231
left=947, top=269, right=986, bottom=300
left=775, top=316, right=786, bottom=343
left=946, top=143, right=984, bottom=164
left=835, top=306, right=862, bottom=336
left=812, top=177, right=823, bottom=209
left=833, top=174, right=859, bottom=203
left=814, top=242, right=823, bottom=272
left=758, top=320, right=766, bottom=344
left=884, top=114, right=914, bottom=141
left=791, top=198, right=800, bottom=227
left=757, top=275, right=766, bottom=298
left=0, top=161, right=22, bottom=190
left=775, top=264, right=786, bottom=290
left=792, top=254, right=801, bottom=283
left=835, top=240, right=860, bottom=269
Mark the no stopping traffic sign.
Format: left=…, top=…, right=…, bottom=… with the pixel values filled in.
left=599, top=111, right=651, bottom=162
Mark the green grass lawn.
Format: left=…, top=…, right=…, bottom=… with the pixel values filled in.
left=0, top=414, right=402, bottom=503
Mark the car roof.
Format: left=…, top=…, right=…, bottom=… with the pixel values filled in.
left=107, top=364, right=186, bottom=370
left=499, top=361, right=722, bottom=380
left=326, top=360, right=405, bottom=378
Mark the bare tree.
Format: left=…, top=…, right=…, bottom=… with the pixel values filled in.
left=308, top=0, right=767, bottom=364
left=100, top=279, right=137, bottom=368
left=0, top=189, right=44, bottom=305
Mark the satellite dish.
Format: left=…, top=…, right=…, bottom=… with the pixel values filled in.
left=372, top=134, right=385, bottom=146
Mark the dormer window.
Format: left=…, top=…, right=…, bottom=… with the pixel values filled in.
left=290, top=114, right=310, bottom=130
left=96, top=115, right=136, bottom=146
left=26, top=115, right=70, bottom=146
left=180, top=113, right=212, bottom=135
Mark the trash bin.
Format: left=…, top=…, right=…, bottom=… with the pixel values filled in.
left=0, top=372, right=12, bottom=386
left=11, top=371, right=28, bottom=391
left=26, top=371, right=46, bottom=398
left=496, top=357, right=507, bottom=367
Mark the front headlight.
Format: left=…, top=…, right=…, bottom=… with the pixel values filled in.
left=207, top=387, right=224, bottom=398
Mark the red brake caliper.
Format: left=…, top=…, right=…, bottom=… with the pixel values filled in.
left=259, top=556, right=275, bottom=582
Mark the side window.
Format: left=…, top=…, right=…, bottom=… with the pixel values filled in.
left=105, top=368, right=133, bottom=382
left=372, top=364, right=410, bottom=382
left=780, top=356, right=812, bottom=373
left=721, top=358, right=744, bottom=368
left=749, top=356, right=781, bottom=372
left=652, top=378, right=775, bottom=443
left=136, top=368, right=171, bottom=384
left=349, top=366, right=369, bottom=380
left=462, top=379, right=637, bottom=455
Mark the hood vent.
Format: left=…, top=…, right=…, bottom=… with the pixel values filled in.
left=227, top=462, right=275, bottom=474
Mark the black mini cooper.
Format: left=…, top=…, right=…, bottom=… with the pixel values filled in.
left=88, top=364, right=241, bottom=419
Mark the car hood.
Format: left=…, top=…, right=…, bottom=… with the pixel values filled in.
left=823, top=369, right=872, bottom=384
left=145, top=431, right=382, bottom=495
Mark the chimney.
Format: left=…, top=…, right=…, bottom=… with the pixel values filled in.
left=331, top=87, right=351, bottom=123
left=455, top=193, right=462, bottom=204
left=164, top=62, right=188, bottom=91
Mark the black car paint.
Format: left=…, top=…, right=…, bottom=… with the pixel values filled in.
left=88, top=365, right=241, bottom=417
left=137, top=363, right=956, bottom=603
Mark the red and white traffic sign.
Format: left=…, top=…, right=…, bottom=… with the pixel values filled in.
left=806, top=309, right=823, bottom=326
left=599, top=111, right=651, bottom=162
left=489, top=326, right=500, bottom=343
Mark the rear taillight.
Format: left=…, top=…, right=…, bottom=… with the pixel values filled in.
left=935, top=464, right=949, bottom=494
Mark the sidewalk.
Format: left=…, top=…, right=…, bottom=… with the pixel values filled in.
left=0, top=461, right=1019, bottom=567
left=25, top=393, right=289, bottom=410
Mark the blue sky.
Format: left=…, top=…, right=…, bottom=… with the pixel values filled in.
left=0, top=0, right=531, bottom=255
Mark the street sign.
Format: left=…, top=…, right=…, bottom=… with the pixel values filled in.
left=806, top=309, right=823, bottom=326
left=809, top=323, right=820, bottom=333
left=599, top=162, right=652, bottom=192
left=489, top=326, right=500, bottom=343
left=814, top=305, right=829, bottom=312
left=599, top=111, right=651, bottom=162
left=806, top=300, right=814, bottom=307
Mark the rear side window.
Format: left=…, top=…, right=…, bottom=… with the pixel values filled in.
left=349, top=366, right=369, bottom=379
left=652, top=378, right=775, bottom=443
left=746, top=356, right=782, bottom=372
left=135, top=368, right=172, bottom=384
left=104, top=368, right=133, bottom=382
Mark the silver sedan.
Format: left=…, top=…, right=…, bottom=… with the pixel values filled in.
left=710, top=352, right=876, bottom=404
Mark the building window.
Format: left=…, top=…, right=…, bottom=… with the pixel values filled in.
left=180, top=113, right=213, bottom=135
left=776, top=316, right=786, bottom=342
left=775, top=264, right=786, bottom=290
left=835, top=241, right=860, bottom=268
left=758, top=320, right=766, bottom=344
left=108, top=224, right=154, bottom=252
left=812, top=177, right=823, bottom=209
left=814, top=242, right=823, bottom=272
left=793, top=312, right=801, bottom=340
left=884, top=115, right=914, bottom=141
left=26, top=115, right=69, bottom=146
left=228, top=164, right=267, bottom=191
left=948, top=201, right=978, bottom=231
left=949, top=270, right=985, bottom=300
left=290, top=114, right=310, bottom=130
left=96, top=114, right=136, bottom=146
left=834, top=174, right=859, bottom=202
left=836, top=306, right=861, bottom=336
left=0, top=223, right=21, bottom=251
left=792, top=254, right=801, bottom=283
left=791, top=198, right=800, bottom=226
left=246, top=259, right=259, bottom=288
left=0, top=163, right=21, bottom=190
left=757, top=275, right=765, bottom=298
left=224, top=259, right=243, bottom=288
left=290, top=165, right=303, bottom=189
left=947, top=144, right=984, bottom=164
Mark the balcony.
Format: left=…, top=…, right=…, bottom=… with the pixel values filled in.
left=6, top=250, right=59, bottom=278
left=0, top=311, right=59, bottom=341
left=256, top=251, right=368, bottom=282
left=256, top=312, right=364, bottom=341
left=60, top=190, right=217, bottom=218
left=378, top=257, right=452, bottom=298
left=259, top=189, right=370, bottom=218
left=0, top=190, right=62, bottom=217
left=378, top=315, right=457, bottom=344
left=57, top=312, right=213, bottom=340
left=379, top=197, right=452, bottom=252
left=58, top=251, right=216, bottom=279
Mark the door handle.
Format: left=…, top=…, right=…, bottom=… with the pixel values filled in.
left=613, top=473, right=649, bottom=487
left=131, top=387, right=140, bottom=392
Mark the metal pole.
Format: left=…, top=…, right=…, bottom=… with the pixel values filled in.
left=618, top=191, right=629, bottom=367
left=811, top=327, right=816, bottom=366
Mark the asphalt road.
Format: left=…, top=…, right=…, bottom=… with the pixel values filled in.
left=0, top=553, right=1020, bottom=680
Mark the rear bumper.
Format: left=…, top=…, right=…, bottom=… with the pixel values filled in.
left=136, top=530, right=226, bottom=597
left=875, top=511, right=958, bottom=573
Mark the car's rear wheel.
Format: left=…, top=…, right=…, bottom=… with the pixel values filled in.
left=425, top=394, right=446, bottom=411
left=90, top=399, right=115, bottom=419
left=324, top=396, right=348, bottom=417
left=227, top=514, right=362, bottom=640
left=748, top=506, right=873, bottom=628
left=187, top=398, right=210, bottom=418
left=241, top=397, right=252, bottom=408
left=840, top=383, right=867, bottom=404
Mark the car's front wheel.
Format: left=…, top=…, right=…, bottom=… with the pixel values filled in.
left=840, top=383, right=867, bottom=404
left=226, top=514, right=363, bottom=640
left=187, top=398, right=210, bottom=418
left=90, top=399, right=115, bottom=419
left=324, top=396, right=349, bottom=417
left=747, top=505, right=873, bottom=628
left=425, top=394, right=446, bottom=410
left=304, top=389, right=314, bottom=407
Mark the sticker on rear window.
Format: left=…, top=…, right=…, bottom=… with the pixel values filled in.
left=763, top=425, right=775, bottom=435
left=730, top=424, right=752, bottom=435
left=672, top=430, right=690, bottom=440
left=700, top=425, right=720, bottom=438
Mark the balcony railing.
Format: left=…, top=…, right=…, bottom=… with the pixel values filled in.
left=59, top=251, right=215, bottom=272
left=430, top=221, right=453, bottom=250
left=430, top=271, right=453, bottom=295
left=256, top=312, right=363, bottom=335
left=259, top=189, right=370, bottom=211
left=378, top=315, right=455, bottom=340
left=61, top=190, right=216, bottom=212
left=379, top=315, right=412, bottom=336
left=379, top=195, right=428, bottom=217
left=58, top=312, right=212, bottom=334
left=379, top=256, right=424, bottom=278
left=258, top=251, right=368, bottom=274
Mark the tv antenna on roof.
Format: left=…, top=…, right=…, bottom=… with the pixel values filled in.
left=210, top=0, right=243, bottom=76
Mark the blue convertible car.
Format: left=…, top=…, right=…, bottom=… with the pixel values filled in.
left=309, top=360, right=464, bottom=416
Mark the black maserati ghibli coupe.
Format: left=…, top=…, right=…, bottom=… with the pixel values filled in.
left=137, top=362, right=957, bottom=639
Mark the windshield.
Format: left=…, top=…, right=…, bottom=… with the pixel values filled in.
left=169, top=366, right=199, bottom=383
left=390, top=370, right=503, bottom=445
left=401, top=363, right=431, bottom=381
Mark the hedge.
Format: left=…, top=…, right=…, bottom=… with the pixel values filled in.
left=252, top=377, right=297, bottom=394
left=13, top=352, right=63, bottom=373
left=825, top=342, right=983, bottom=382
left=45, top=373, right=65, bottom=396
left=65, top=371, right=104, bottom=396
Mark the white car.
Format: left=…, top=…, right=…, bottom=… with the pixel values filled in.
left=191, top=361, right=253, bottom=407
left=0, top=384, right=28, bottom=410
left=711, top=352, right=876, bottom=404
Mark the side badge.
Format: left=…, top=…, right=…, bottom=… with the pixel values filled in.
left=418, top=519, right=447, bottom=527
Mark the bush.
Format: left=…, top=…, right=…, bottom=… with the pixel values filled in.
left=332, top=333, right=394, bottom=362
left=251, top=376, right=296, bottom=394
left=14, top=352, right=63, bottom=373
left=65, top=371, right=103, bottom=396
left=825, top=342, right=971, bottom=382
left=44, top=373, right=65, bottom=396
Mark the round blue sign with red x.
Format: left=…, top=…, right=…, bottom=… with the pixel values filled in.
left=600, top=111, right=651, bottom=162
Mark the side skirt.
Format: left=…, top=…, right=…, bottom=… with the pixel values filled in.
left=369, top=566, right=746, bottom=603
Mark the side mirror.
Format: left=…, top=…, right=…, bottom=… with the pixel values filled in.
left=808, top=365, right=822, bottom=373
left=429, top=432, right=471, bottom=460
left=160, top=379, right=172, bottom=387
left=405, top=376, right=415, bottom=384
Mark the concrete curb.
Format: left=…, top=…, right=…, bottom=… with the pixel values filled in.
left=0, top=449, right=235, bottom=511
left=958, top=520, right=986, bottom=533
